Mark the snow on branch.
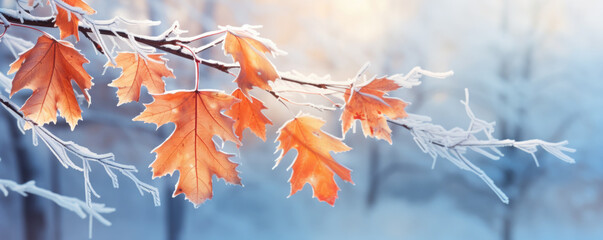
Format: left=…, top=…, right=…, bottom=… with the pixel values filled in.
left=0, top=94, right=160, bottom=207
left=0, top=179, right=114, bottom=229
left=0, top=0, right=576, bottom=208
left=388, top=89, right=575, bottom=204
left=0, top=7, right=263, bottom=77
left=272, top=71, right=351, bottom=97
left=390, top=66, right=454, bottom=89
left=0, top=7, right=217, bottom=64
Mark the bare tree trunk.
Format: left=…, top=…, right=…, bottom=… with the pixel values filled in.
left=500, top=169, right=516, bottom=240
left=9, top=121, right=46, bottom=240
left=366, top=141, right=380, bottom=208
left=49, top=156, right=61, bottom=240
left=0, top=112, right=26, bottom=240
left=501, top=203, right=514, bottom=240
left=164, top=183, right=185, bottom=240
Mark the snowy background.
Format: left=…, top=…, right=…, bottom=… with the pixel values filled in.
left=1, top=0, right=603, bottom=239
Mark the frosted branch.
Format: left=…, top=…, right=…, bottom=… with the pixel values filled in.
left=388, top=89, right=575, bottom=203
left=1, top=94, right=160, bottom=236
left=0, top=7, right=229, bottom=68
left=272, top=71, right=350, bottom=97
left=272, top=66, right=455, bottom=112
left=0, top=1, right=575, bottom=208
left=389, top=66, right=453, bottom=89
left=0, top=93, right=161, bottom=210
left=0, top=179, right=114, bottom=227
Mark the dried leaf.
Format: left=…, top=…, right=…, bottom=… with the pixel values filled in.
left=223, top=27, right=281, bottom=95
left=9, top=35, right=92, bottom=130
left=107, top=52, right=174, bottom=105
left=134, top=90, right=241, bottom=207
left=55, top=0, right=96, bottom=41
left=225, top=89, right=272, bottom=141
left=275, top=114, right=352, bottom=205
left=341, top=78, right=408, bottom=143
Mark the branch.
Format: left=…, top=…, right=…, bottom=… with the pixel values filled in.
left=0, top=94, right=160, bottom=206
left=0, top=8, right=351, bottom=86
left=0, top=179, right=114, bottom=228
left=1, top=93, right=161, bottom=236
left=389, top=66, right=454, bottom=88
left=388, top=89, right=575, bottom=203
left=0, top=4, right=575, bottom=207
left=0, top=8, right=232, bottom=69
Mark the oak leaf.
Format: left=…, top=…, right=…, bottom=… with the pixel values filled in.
left=134, top=90, right=241, bottom=207
left=107, top=52, right=175, bottom=105
left=55, top=0, right=96, bottom=41
left=275, top=114, right=352, bottom=205
left=9, top=35, right=92, bottom=130
left=341, top=78, right=408, bottom=144
left=225, top=89, right=272, bottom=141
left=223, top=27, right=282, bottom=95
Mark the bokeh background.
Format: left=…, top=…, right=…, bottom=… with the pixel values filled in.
left=1, top=0, right=602, bottom=239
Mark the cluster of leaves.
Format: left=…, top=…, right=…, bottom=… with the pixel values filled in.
left=1, top=0, right=575, bottom=211
left=3, top=0, right=415, bottom=207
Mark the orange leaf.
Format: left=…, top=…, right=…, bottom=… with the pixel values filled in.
left=223, top=28, right=281, bottom=95
left=55, top=0, right=95, bottom=41
left=107, top=52, right=175, bottom=105
left=134, top=90, right=241, bottom=207
left=225, top=89, right=272, bottom=141
left=9, top=35, right=92, bottom=130
left=275, top=115, right=352, bottom=205
left=341, top=78, right=408, bottom=144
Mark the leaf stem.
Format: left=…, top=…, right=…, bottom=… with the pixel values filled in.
left=177, top=43, right=200, bottom=91
left=0, top=21, right=51, bottom=38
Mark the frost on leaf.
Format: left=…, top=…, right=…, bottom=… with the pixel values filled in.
left=341, top=77, right=408, bottom=144
left=223, top=26, right=284, bottom=96
left=275, top=114, right=353, bottom=205
left=225, top=88, right=272, bottom=141
left=9, top=35, right=92, bottom=130
left=107, top=52, right=175, bottom=105
left=53, top=0, right=96, bottom=41
left=134, top=90, right=241, bottom=207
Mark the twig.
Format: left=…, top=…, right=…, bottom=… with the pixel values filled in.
left=0, top=179, right=115, bottom=226
left=387, top=90, right=575, bottom=203
left=0, top=8, right=352, bottom=87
